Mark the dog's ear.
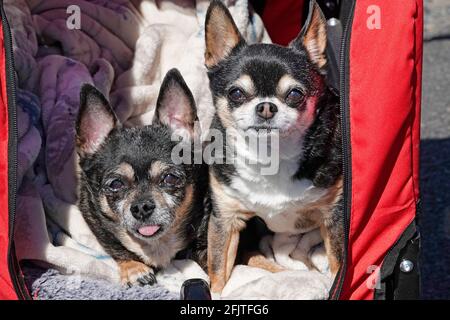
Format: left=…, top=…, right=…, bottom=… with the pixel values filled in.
left=291, top=1, right=327, bottom=70
left=76, top=84, right=118, bottom=157
left=205, top=0, right=244, bottom=68
left=154, top=69, right=197, bottom=141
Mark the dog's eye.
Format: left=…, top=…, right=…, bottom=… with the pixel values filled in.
left=286, top=89, right=304, bottom=105
left=108, top=179, right=124, bottom=192
left=228, top=88, right=246, bottom=103
left=162, top=174, right=181, bottom=187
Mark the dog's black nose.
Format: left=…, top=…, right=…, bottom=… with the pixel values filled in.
left=130, top=201, right=155, bottom=220
left=256, top=102, right=278, bottom=120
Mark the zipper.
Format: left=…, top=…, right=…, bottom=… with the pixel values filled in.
left=1, top=1, right=31, bottom=300
left=328, top=0, right=356, bottom=300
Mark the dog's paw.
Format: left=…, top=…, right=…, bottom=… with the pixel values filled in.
left=118, top=260, right=157, bottom=287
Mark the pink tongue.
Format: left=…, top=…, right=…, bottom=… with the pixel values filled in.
left=138, top=225, right=160, bottom=237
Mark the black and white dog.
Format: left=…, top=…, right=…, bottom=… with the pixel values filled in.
left=76, top=69, right=209, bottom=286
left=203, top=0, right=343, bottom=293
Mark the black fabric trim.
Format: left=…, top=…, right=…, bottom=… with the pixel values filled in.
left=374, top=219, right=420, bottom=300
left=328, top=0, right=355, bottom=300
left=380, top=222, right=417, bottom=282
left=317, top=0, right=341, bottom=19
left=339, top=0, right=353, bottom=30
left=1, top=0, right=31, bottom=300
left=249, top=0, right=266, bottom=16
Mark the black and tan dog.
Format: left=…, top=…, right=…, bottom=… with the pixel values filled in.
left=204, top=1, right=343, bottom=293
left=76, top=69, right=208, bottom=286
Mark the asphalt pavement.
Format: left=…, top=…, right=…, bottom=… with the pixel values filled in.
left=419, top=0, right=450, bottom=299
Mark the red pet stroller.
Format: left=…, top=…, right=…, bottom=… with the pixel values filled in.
left=0, top=0, right=423, bottom=300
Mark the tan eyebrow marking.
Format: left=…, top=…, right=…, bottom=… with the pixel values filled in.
left=149, top=161, right=170, bottom=179
left=113, top=163, right=135, bottom=181
left=276, top=74, right=306, bottom=97
left=232, top=74, right=256, bottom=95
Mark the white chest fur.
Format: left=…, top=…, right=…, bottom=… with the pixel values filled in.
left=225, top=155, right=328, bottom=235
